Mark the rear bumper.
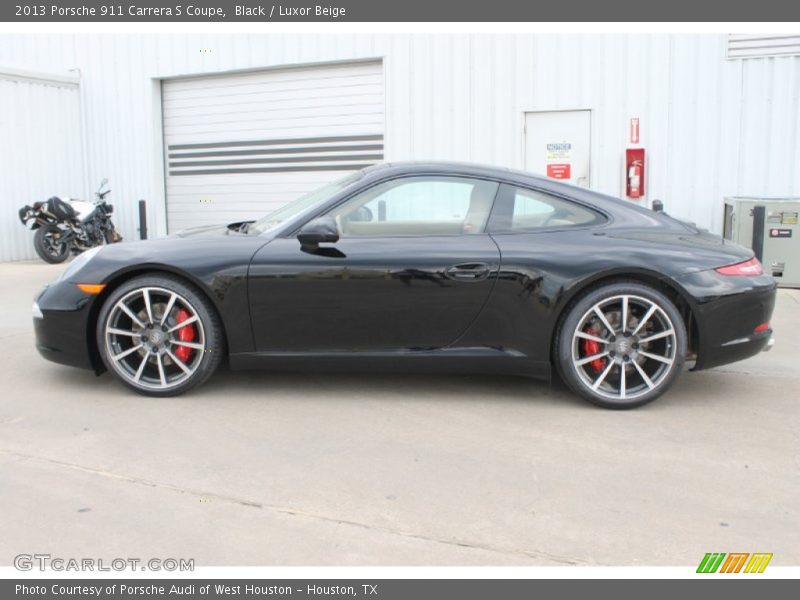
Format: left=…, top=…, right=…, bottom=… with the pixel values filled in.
left=676, top=270, right=777, bottom=371
left=695, top=328, right=773, bottom=370
left=33, top=282, right=97, bottom=371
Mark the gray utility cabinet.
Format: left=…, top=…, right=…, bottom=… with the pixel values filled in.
left=723, top=197, right=800, bottom=287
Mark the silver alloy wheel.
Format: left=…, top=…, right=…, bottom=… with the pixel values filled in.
left=103, top=286, right=206, bottom=391
left=570, top=294, right=677, bottom=402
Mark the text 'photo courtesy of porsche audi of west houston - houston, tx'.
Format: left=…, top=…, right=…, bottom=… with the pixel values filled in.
left=32, top=162, right=776, bottom=409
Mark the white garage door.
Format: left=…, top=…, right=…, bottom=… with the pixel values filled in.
left=162, top=61, right=384, bottom=232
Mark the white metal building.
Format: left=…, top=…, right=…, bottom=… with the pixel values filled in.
left=1, top=33, right=798, bottom=261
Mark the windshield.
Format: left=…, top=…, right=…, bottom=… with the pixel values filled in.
left=247, top=171, right=365, bottom=235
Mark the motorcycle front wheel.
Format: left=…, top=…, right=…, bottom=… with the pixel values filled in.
left=104, top=227, right=122, bottom=244
left=33, top=225, right=70, bottom=264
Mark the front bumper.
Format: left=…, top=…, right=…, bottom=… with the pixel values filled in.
left=33, top=281, right=98, bottom=371
left=676, top=270, right=777, bottom=371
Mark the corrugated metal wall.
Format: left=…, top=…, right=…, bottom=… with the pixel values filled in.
left=0, top=34, right=798, bottom=260
left=0, top=68, right=84, bottom=261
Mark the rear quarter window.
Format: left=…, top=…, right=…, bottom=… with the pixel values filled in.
left=488, top=184, right=605, bottom=232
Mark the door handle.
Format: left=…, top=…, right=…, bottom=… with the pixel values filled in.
left=445, top=263, right=491, bottom=281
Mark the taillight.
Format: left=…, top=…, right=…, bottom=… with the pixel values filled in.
left=715, top=257, right=763, bottom=276
left=754, top=322, right=770, bottom=333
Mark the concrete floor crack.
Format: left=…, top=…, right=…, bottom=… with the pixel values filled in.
left=0, top=448, right=586, bottom=566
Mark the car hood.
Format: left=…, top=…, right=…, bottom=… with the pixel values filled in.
left=171, top=221, right=254, bottom=238
left=63, top=221, right=270, bottom=286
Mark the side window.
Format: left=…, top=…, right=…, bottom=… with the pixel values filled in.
left=329, top=176, right=499, bottom=237
left=491, top=186, right=602, bottom=232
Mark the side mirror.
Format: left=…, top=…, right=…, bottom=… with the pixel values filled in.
left=297, top=216, right=339, bottom=247
left=99, top=178, right=108, bottom=188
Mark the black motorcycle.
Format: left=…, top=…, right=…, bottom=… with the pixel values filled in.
left=18, top=179, right=122, bottom=264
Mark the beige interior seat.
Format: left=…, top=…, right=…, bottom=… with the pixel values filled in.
left=461, top=184, right=496, bottom=233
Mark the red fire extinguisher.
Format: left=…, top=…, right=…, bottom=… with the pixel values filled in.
left=628, top=160, right=642, bottom=196
left=625, top=148, right=645, bottom=199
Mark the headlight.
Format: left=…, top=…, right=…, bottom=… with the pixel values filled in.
left=58, top=246, right=103, bottom=282
left=32, top=301, right=43, bottom=319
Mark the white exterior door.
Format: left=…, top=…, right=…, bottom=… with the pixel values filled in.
left=524, top=110, right=591, bottom=188
left=162, top=61, right=384, bottom=232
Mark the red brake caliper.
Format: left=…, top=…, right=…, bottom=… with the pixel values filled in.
left=174, top=309, right=196, bottom=363
left=582, top=326, right=606, bottom=373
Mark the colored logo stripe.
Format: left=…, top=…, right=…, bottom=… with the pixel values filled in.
left=719, top=553, right=749, bottom=573
left=744, top=553, right=773, bottom=573
left=697, top=553, right=726, bottom=573
left=697, top=552, right=773, bottom=573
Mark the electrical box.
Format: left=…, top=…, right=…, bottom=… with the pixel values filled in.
left=723, top=197, right=800, bottom=287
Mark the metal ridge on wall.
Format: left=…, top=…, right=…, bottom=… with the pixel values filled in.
left=167, top=134, right=384, bottom=176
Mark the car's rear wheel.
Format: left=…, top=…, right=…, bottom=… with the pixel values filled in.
left=96, top=275, right=223, bottom=396
left=555, top=282, right=686, bottom=409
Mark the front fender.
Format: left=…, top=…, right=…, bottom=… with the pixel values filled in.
left=60, top=236, right=269, bottom=356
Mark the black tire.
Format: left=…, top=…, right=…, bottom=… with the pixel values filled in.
left=33, top=225, right=70, bottom=264
left=554, top=281, right=687, bottom=409
left=96, top=274, right=225, bottom=397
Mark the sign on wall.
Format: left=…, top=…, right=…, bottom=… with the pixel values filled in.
left=630, top=117, right=640, bottom=144
left=545, top=142, right=572, bottom=180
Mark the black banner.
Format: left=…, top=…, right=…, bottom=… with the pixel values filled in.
left=2, top=0, right=799, bottom=22
left=4, top=579, right=799, bottom=600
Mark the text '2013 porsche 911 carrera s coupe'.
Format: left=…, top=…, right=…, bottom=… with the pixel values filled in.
left=32, top=162, right=776, bottom=408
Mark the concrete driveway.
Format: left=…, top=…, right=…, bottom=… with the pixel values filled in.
left=1, top=260, right=798, bottom=566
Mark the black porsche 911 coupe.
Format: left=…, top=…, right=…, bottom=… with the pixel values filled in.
left=33, top=162, right=776, bottom=408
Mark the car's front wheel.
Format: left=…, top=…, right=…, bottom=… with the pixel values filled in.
left=555, top=282, right=687, bottom=409
left=96, top=275, right=224, bottom=396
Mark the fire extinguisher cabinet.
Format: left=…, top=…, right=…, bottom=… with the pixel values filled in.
left=723, top=196, right=800, bottom=287
left=625, top=148, right=645, bottom=199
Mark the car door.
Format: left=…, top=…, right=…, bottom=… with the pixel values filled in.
left=472, top=182, right=609, bottom=361
left=248, top=175, right=502, bottom=352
